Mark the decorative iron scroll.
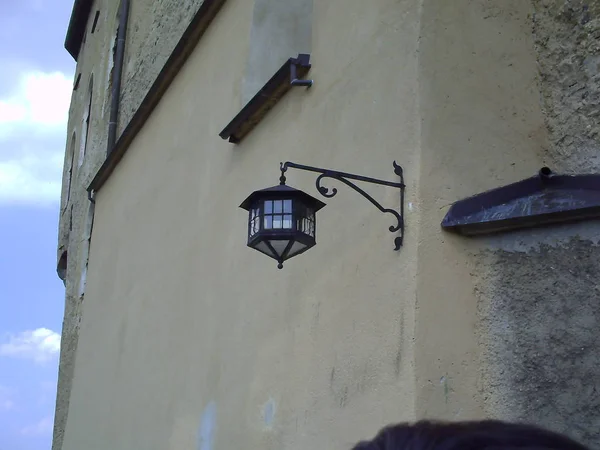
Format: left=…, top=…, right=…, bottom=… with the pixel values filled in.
left=280, top=161, right=406, bottom=250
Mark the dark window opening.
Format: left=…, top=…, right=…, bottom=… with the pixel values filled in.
left=61, top=133, right=76, bottom=216
left=73, top=73, right=81, bottom=91
left=91, top=11, right=100, bottom=33
left=57, top=251, right=68, bottom=284
left=108, top=30, right=118, bottom=92
left=79, top=77, right=93, bottom=168
left=66, top=136, right=76, bottom=205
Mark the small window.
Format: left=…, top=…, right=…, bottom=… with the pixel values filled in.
left=78, top=77, right=93, bottom=168
left=73, top=73, right=81, bottom=91
left=91, top=11, right=100, bottom=33
left=57, top=251, right=68, bottom=285
left=64, top=132, right=76, bottom=210
left=78, top=203, right=95, bottom=298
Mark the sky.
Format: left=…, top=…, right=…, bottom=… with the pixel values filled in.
left=0, top=1, right=76, bottom=449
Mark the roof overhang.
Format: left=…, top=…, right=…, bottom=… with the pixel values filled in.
left=441, top=168, right=600, bottom=236
left=65, top=0, right=94, bottom=60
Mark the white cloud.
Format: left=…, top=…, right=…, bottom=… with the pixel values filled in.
left=20, top=416, right=54, bottom=436
left=0, top=100, right=26, bottom=125
left=0, top=71, right=71, bottom=134
left=0, top=70, right=72, bottom=206
left=0, top=328, right=61, bottom=363
left=0, top=147, right=63, bottom=206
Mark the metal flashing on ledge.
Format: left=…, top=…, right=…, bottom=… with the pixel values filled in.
left=219, top=54, right=312, bottom=144
left=65, top=0, right=93, bottom=60
left=441, top=167, right=600, bottom=236
left=88, top=0, right=227, bottom=194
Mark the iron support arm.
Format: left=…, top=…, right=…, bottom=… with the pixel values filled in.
left=280, top=161, right=406, bottom=250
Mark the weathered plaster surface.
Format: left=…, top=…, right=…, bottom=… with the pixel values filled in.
left=54, top=3, right=119, bottom=449
left=473, top=2, right=600, bottom=447
left=119, top=0, right=204, bottom=134
left=416, top=1, right=600, bottom=448
left=532, top=0, right=600, bottom=172
left=478, top=233, right=600, bottom=446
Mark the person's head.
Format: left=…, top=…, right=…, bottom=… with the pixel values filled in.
left=351, top=420, right=590, bottom=450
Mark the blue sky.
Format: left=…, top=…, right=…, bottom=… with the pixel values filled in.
left=0, top=1, right=75, bottom=449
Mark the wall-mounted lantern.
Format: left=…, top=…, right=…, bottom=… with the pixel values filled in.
left=239, top=184, right=326, bottom=269
left=240, top=161, right=406, bottom=269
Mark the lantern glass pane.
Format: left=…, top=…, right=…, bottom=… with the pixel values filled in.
left=264, top=215, right=273, bottom=229
left=283, top=215, right=292, bottom=229
left=269, top=240, right=291, bottom=257
left=273, top=215, right=282, bottom=229
left=249, top=208, right=260, bottom=237
left=264, top=201, right=273, bottom=214
left=284, top=200, right=292, bottom=213
left=274, top=200, right=283, bottom=213
left=287, top=240, right=307, bottom=257
left=254, top=241, right=276, bottom=258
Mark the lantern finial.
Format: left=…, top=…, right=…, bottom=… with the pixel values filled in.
left=279, top=162, right=287, bottom=185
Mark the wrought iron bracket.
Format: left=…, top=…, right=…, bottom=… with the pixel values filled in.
left=280, top=161, right=406, bottom=250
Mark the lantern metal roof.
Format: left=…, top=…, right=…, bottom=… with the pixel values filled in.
left=239, top=184, right=326, bottom=212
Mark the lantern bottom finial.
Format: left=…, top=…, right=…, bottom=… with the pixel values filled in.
left=277, top=262, right=283, bottom=269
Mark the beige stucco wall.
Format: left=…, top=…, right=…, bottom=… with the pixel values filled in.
left=56, top=0, right=600, bottom=448
left=62, top=1, right=420, bottom=449
left=242, top=0, right=313, bottom=104
left=414, top=0, right=546, bottom=418
left=54, top=1, right=207, bottom=449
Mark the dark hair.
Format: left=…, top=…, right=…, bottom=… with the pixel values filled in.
left=351, top=420, right=590, bottom=450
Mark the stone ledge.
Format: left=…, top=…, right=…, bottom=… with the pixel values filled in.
left=219, top=53, right=312, bottom=144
